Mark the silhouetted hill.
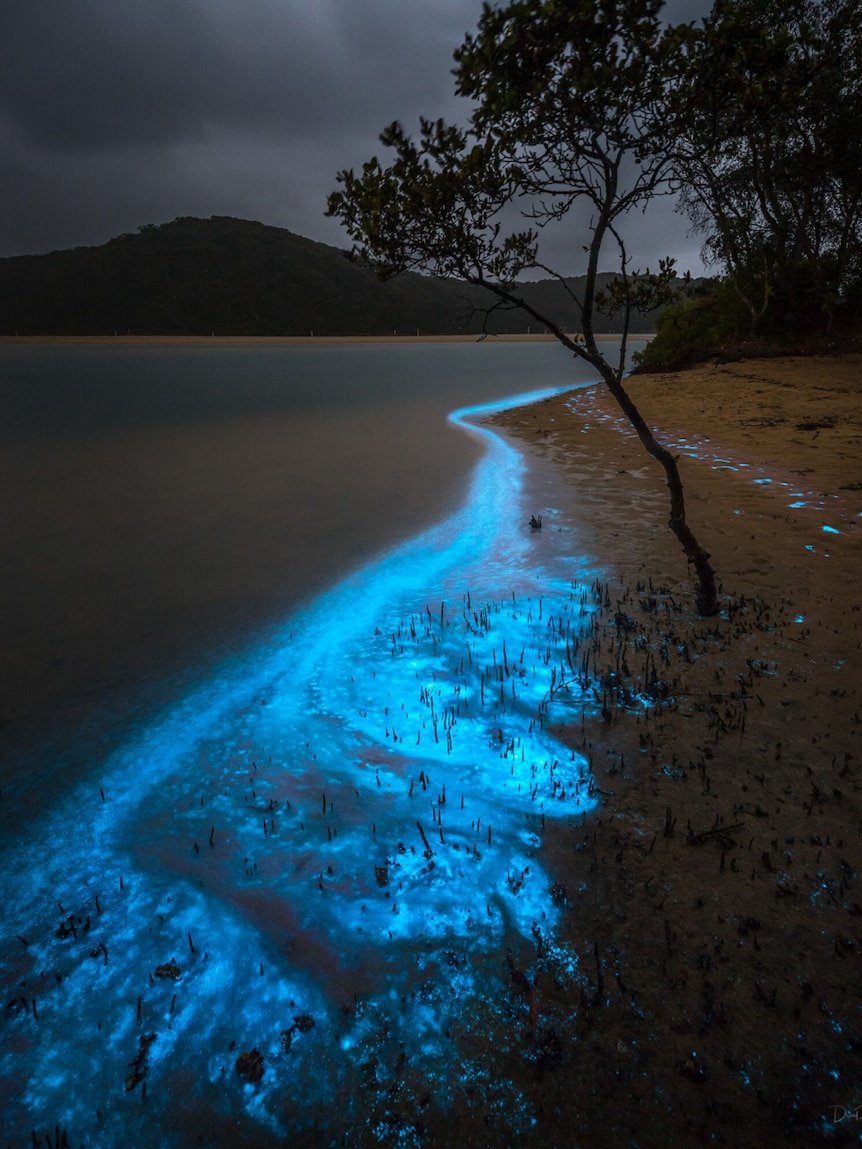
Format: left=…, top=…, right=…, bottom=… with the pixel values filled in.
left=0, top=216, right=666, bottom=336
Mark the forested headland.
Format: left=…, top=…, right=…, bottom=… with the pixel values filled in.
left=0, top=215, right=669, bottom=338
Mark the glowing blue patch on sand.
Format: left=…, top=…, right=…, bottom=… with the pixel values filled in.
left=822, top=524, right=840, bottom=534
left=0, top=381, right=602, bottom=1146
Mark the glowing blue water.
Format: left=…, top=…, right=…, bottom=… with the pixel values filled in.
left=1, top=339, right=638, bottom=813
left=0, top=376, right=604, bottom=1145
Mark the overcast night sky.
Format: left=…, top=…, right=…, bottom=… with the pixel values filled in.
left=2, top=0, right=713, bottom=273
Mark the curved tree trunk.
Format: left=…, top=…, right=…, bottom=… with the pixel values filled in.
left=576, top=201, right=717, bottom=616
left=478, top=283, right=719, bottom=616
left=602, top=371, right=718, bottom=615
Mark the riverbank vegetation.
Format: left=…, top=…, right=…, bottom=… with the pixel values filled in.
left=328, top=0, right=861, bottom=613
left=639, top=0, right=862, bottom=369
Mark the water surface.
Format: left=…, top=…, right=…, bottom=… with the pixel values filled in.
left=0, top=341, right=628, bottom=803
left=0, top=338, right=642, bottom=1146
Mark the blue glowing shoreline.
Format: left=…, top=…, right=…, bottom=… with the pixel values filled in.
left=0, top=379, right=606, bottom=1145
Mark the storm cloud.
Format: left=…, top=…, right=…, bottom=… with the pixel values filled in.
left=2, top=0, right=712, bottom=272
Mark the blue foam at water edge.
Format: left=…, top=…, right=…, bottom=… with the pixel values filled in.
left=0, top=382, right=606, bottom=1145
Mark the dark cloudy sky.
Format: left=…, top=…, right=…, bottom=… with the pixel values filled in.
left=2, top=0, right=712, bottom=273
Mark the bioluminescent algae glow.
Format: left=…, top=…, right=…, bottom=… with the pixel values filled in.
left=574, top=402, right=847, bottom=515
left=0, top=383, right=603, bottom=1146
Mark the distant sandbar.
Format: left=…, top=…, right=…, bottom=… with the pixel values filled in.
left=0, top=332, right=644, bottom=347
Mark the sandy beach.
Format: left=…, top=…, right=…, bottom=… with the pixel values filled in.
left=481, top=353, right=862, bottom=1146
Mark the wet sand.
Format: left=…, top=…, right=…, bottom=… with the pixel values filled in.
left=479, top=354, right=862, bottom=1146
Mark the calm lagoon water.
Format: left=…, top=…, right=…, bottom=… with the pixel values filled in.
left=0, top=339, right=635, bottom=795
left=0, top=338, right=643, bottom=1145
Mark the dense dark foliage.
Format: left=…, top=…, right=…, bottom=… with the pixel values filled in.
left=639, top=0, right=862, bottom=370
left=673, top=0, right=862, bottom=340
left=0, top=215, right=663, bottom=337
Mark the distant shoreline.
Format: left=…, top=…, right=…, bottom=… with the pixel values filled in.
left=0, top=332, right=648, bottom=346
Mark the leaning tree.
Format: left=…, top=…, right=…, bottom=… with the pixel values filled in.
left=327, top=0, right=718, bottom=614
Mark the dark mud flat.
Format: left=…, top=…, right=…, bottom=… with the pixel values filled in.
left=477, top=355, right=862, bottom=1147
